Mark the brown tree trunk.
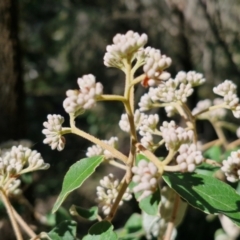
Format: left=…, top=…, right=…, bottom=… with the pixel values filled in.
left=0, top=0, right=25, bottom=144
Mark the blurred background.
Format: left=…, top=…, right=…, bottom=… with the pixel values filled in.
left=1, top=0, right=240, bottom=239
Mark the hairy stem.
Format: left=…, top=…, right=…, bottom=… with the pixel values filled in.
left=0, top=190, right=23, bottom=240
left=69, top=115, right=128, bottom=164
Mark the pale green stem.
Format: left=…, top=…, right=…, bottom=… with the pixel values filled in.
left=107, top=160, right=126, bottom=170
left=0, top=189, right=23, bottom=240
left=217, top=121, right=238, bottom=132
left=69, top=115, right=128, bottom=164
left=201, top=139, right=222, bottom=151
left=129, top=74, right=146, bottom=87
left=193, top=103, right=227, bottom=118
left=227, top=139, right=240, bottom=150
left=164, top=194, right=180, bottom=240
left=162, top=149, right=176, bottom=166
left=212, top=121, right=228, bottom=149
left=204, top=159, right=221, bottom=167
left=12, top=207, right=36, bottom=238
left=136, top=143, right=164, bottom=174
left=96, top=94, right=127, bottom=103
left=164, top=165, right=181, bottom=172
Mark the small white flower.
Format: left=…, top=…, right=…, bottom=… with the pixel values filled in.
left=221, top=150, right=240, bottom=182
left=140, top=132, right=154, bottom=150
left=132, top=159, right=159, bottom=201
left=213, top=80, right=237, bottom=97
left=42, top=114, right=66, bottom=151
left=139, top=114, right=159, bottom=136
left=96, top=174, right=132, bottom=215
left=160, top=121, right=194, bottom=150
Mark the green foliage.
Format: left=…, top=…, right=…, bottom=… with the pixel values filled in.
left=44, top=220, right=77, bottom=240
left=83, top=221, right=118, bottom=240
left=163, top=172, right=240, bottom=226
left=117, top=213, right=143, bottom=240
left=69, top=205, right=98, bottom=221
left=52, top=156, right=104, bottom=213
left=204, top=146, right=222, bottom=162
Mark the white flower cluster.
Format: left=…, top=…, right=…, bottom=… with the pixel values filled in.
left=0, top=145, right=49, bottom=194
left=96, top=173, right=132, bottom=215
left=142, top=47, right=172, bottom=86
left=42, top=114, right=66, bottom=151
left=176, top=144, right=204, bottom=172
left=213, top=80, right=240, bottom=118
left=132, top=160, right=159, bottom=201
left=104, top=30, right=148, bottom=69
left=63, top=74, right=103, bottom=114
left=221, top=150, right=240, bottom=182
left=86, top=137, right=118, bottom=159
left=139, top=71, right=204, bottom=111
left=160, top=121, right=194, bottom=150
left=192, top=98, right=227, bottom=121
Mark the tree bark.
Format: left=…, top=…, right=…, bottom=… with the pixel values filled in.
left=0, top=0, right=25, bottom=144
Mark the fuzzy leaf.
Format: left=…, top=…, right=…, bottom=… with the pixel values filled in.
left=52, top=156, right=104, bottom=213
left=163, top=172, right=240, bottom=226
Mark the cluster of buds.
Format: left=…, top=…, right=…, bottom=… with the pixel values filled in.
left=86, top=137, right=118, bottom=159
left=132, top=160, right=159, bottom=201
left=221, top=150, right=240, bottom=182
left=192, top=98, right=227, bottom=121
left=63, top=74, right=103, bottom=114
left=160, top=121, right=194, bottom=150
left=139, top=71, right=205, bottom=111
left=96, top=174, right=132, bottom=215
left=176, top=144, right=204, bottom=172
left=213, top=80, right=240, bottom=118
left=42, top=114, right=66, bottom=151
left=104, top=30, right=148, bottom=69
left=142, top=47, right=172, bottom=86
left=0, top=145, right=49, bottom=195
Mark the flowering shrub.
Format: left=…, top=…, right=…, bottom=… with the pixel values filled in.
left=2, top=30, right=240, bottom=240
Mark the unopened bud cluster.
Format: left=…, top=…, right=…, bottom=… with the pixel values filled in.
left=132, top=160, right=159, bottom=201
left=213, top=80, right=240, bottom=118
left=104, top=30, right=148, bottom=69
left=86, top=137, right=118, bottom=159
left=0, top=145, right=49, bottom=194
left=176, top=144, right=204, bottom=172
left=143, top=47, right=171, bottom=86
left=160, top=121, right=194, bottom=150
left=221, top=150, right=240, bottom=182
left=63, top=74, right=103, bottom=114
left=139, top=70, right=205, bottom=111
left=96, top=173, right=132, bottom=215
left=42, top=114, right=66, bottom=151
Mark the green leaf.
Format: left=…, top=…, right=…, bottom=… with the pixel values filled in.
left=46, top=220, right=77, bottom=240
left=204, top=146, right=221, bottom=162
left=131, top=154, right=161, bottom=215
left=124, top=213, right=142, bottom=233
left=83, top=221, right=118, bottom=240
left=163, top=172, right=240, bottom=226
left=69, top=205, right=98, bottom=221
left=52, top=156, right=104, bottom=213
